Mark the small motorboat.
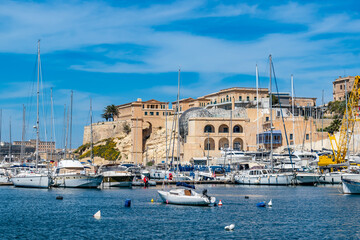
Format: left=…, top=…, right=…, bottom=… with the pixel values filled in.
left=158, top=188, right=216, bottom=206
left=342, top=178, right=360, bottom=194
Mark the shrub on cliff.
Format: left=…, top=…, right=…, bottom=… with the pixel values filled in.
left=123, top=122, right=131, bottom=134
left=80, top=138, right=120, bottom=161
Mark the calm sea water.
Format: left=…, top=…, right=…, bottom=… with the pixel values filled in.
left=0, top=184, right=359, bottom=239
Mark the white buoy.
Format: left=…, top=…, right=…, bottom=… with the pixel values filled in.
left=268, top=199, right=272, bottom=207
left=225, top=224, right=235, bottom=231
left=93, top=210, right=101, bottom=219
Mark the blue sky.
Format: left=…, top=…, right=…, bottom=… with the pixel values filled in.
left=0, top=0, right=359, bottom=148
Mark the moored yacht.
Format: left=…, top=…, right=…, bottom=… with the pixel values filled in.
left=52, top=160, right=103, bottom=188
left=98, top=164, right=134, bottom=187
left=234, top=168, right=294, bottom=185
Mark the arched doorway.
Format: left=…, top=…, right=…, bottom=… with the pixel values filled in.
left=233, top=138, right=243, bottom=150
left=204, top=138, right=215, bottom=150
left=219, top=138, right=229, bottom=150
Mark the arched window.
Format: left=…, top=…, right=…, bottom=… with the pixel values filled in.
left=219, top=124, right=229, bottom=133
left=204, top=125, right=215, bottom=133
left=204, top=138, right=215, bottom=150
left=233, top=138, right=243, bottom=150
left=233, top=125, right=243, bottom=133
left=219, top=138, right=229, bottom=150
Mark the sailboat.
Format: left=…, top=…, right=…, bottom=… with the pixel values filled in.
left=52, top=98, right=103, bottom=188
left=11, top=40, right=52, bottom=188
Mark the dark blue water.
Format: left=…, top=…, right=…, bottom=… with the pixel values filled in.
left=1, top=184, right=360, bottom=239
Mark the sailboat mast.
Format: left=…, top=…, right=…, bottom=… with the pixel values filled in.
left=9, top=118, right=11, bottom=162
left=65, top=106, right=69, bottom=158
left=321, top=89, right=324, bottom=149
left=21, top=105, right=26, bottom=162
left=165, top=104, right=168, bottom=177
left=36, top=40, right=40, bottom=170
left=256, top=64, right=259, bottom=150
left=69, top=90, right=73, bottom=158
left=90, top=98, right=94, bottom=164
left=291, top=75, right=295, bottom=147
left=177, top=67, right=181, bottom=171
left=50, top=88, right=54, bottom=162
left=0, top=109, right=2, bottom=157
left=62, top=104, right=66, bottom=159
left=269, top=55, right=273, bottom=171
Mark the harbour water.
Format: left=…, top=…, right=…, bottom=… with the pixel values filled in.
left=1, top=185, right=360, bottom=239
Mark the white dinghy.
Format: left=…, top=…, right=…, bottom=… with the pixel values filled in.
left=158, top=184, right=216, bottom=206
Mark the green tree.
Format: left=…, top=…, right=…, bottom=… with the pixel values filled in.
left=102, top=104, right=119, bottom=121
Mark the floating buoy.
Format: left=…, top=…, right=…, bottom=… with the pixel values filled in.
left=93, top=210, right=101, bottom=219
left=225, top=224, right=235, bottom=231
left=56, top=196, right=63, bottom=200
left=256, top=201, right=266, bottom=207
left=245, top=196, right=249, bottom=199
left=151, top=198, right=154, bottom=203
left=218, top=200, right=223, bottom=206
left=125, top=199, right=131, bottom=207
left=268, top=199, right=272, bottom=207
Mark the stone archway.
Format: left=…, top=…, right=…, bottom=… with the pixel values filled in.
left=219, top=138, right=229, bottom=150
left=204, top=138, right=215, bottom=150
left=233, top=138, right=243, bottom=150
left=219, top=124, right=229, bottom=133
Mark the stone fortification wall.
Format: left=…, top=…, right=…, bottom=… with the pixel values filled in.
left=83, top=120, right=129, bottom=144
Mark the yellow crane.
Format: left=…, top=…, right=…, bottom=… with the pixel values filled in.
left=318, top=76, right=360, bottom=167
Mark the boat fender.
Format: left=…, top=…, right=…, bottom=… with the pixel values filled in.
left=125, top=199, right=131, bottom=207
left=166, top=200, right=169, bottom=204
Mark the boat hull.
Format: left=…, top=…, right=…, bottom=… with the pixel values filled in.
left=234, top=174, right=293, bottom=185
left=53, top=175, right=103, bottom=188
left=11, top=175, right=51, bottom=188
left=158, top=190, right=215, bottom=206
left=103, top=176, right=134, bottom=188
left=342, top=178, right=360, bottom=194
left=296, top=174, right=320, bottom=185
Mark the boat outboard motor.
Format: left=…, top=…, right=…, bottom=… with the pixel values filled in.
left=202, top=189, right=210, bottom=200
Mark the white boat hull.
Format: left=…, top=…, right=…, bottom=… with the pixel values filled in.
left=342, top=178, right=360, bottom=194
left=158, top=190, right=215, bottom=206
left=296, top=173, right=320, bottom=185
left=11, top=175, right=51, bottom=188
left=234, top=174, right=293, bottom=185
left=318, top=173, right=360, bottom=184
left=53, top=175, right=103, bottom=188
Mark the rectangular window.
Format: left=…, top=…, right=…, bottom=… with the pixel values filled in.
left=147, top=105, right=150, bottom=108
left=156, top=112, right=159, bottom=116
left=306, top=134, right=309, bottom=140
left=254, top=97, right=257, bottom=101
left=239, top=96, right=242, bottom=101
left=266, top=117, right=269, bottom=121
left=150, top=112, right=154, bottom=116
left=247, top=96, right=250, bottom=101
left=156, top=105, right=158, bottom=109
left=142, top=104, right=144, bottom=108
left=145, top=112, right=148, bottom=115
left=290, top=134, right=293, bottom=140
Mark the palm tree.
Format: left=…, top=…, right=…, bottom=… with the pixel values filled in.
left=102, top=105, right=119, bottom=121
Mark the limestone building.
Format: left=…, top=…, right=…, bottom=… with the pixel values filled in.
left=83, top=87, right=328, bottom=164
left=333, top=76, right=354, bottom=101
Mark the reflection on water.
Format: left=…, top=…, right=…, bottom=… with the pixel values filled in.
left=0, top=184, right=359, bottom=239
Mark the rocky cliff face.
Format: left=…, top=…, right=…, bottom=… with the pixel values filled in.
left=82, top=120, right=173, bottom=165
